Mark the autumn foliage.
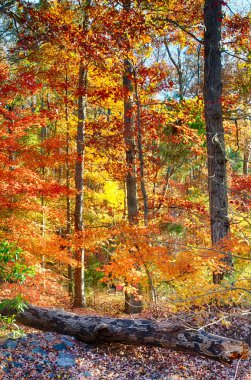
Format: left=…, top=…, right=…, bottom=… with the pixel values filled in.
left=0, top=0, right=250, bottom=312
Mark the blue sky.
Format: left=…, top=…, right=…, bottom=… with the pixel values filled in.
left=227, top=0, right=251, bottom=13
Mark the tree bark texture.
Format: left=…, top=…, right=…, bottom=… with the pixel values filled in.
left=74, top=62, right=87, bottom=307
left=204, top=0, right=232, bottom=283
left=3, top=304, right=249, bottom=363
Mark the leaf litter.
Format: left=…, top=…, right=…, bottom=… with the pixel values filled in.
left=0, top=310, right=250, bottom=380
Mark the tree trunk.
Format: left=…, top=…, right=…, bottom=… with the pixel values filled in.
left=74, top=62, right=87, bottom=307
left=196, top=44, right=201, bottom=97
left=133, top=67, right=148, bottom=226
left=123, top=56, right=143, bottom=314
left=204, top=0, right=232, bottom=284
left=40, top=105, right=47, bottom=284
left=122, top=0, right=143, bottom=314
left=3, top=304, right=249, bottom=363
left=123, top=57, right=138, bottom=224
left=243, top=141, right=250, bottom=175
left=124, top=291, right=143, bottom=314
left=65, top=68, right=73, bottom=295
left=164, top=42, right=184, bottom=101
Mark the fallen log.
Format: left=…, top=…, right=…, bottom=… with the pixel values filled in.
left=1, top=304, right=249, bottom=362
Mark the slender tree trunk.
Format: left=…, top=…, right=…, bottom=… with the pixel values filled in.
left=123, top=0, right=143, bottom=314
left=156, top=166, right=174, bottom=213
left=40, top=98, right=47, bottom=247
left=123, top=57, right=142, bottom=314
left=243, top=152, right=249, bottom=175
left=66, top=151, right=73, bottom=291
left=132, top=66, right=155, bottom=300
left=133, top=68, right=148, bottom=226
left=40, top=97, right=47, bottom=287
left=135, top=244, right=157, bottom=304
left=73, top=1, right=90, bottom=306
left=164, top=42, right=184, bottom=101
left=204, top=0, right=232, bottom=284
left=73, top=62, right=87, bottom=307
left=177, top=47, right=183, bottom=101
left=196, top=44, right=201, bottom=97
left=65, top=69, right=73, bottom=295
left=123, top=58, right=138, bottom=224
left=243, top=141, right=250, bottom=175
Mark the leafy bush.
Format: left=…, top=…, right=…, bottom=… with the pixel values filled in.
left=0, top=241, right=33, bottom=338
left=0, top=240, right=34, bottom=283
left=0, top=295, right=28, bottom=338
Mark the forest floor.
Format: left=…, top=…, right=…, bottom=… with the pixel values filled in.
left=0, top=292, right=250, bottom=380
left=0, top=271, right=251, bottom=380
left=0, top=328, right=250, bottom=380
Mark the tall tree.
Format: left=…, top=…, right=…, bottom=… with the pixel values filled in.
left=133, top=66, right=148, bottom=226
left=74, top=61, right=87, bottom=307
left=122, top=0, right=143, bottom=314
left=73, top=0, right=92, bottom=306
left=204, top=0, right=232, bottom=283
left=123, top=56, right=138, bottom=225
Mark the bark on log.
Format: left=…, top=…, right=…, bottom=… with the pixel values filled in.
left=2, top=304, right=249, bottom=362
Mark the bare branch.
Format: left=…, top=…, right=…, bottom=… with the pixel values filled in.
left=222, top=49, right=251, bottom=63
left=165, top=17, right=204, bottom=44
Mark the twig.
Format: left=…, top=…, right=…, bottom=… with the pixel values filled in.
left=222, top=50, right=251, bottom=63
left=234, top=120, right=240, bottom=152
left=233, top=357, right=242, bottom=380
left=153, top=16, right=203, bottom=45
left=197, top=315, right=227, bottom=330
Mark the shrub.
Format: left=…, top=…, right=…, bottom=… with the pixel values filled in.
left=0, top=240, right=34, bottom=283
left=0, top=240, right=33, bottom=338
